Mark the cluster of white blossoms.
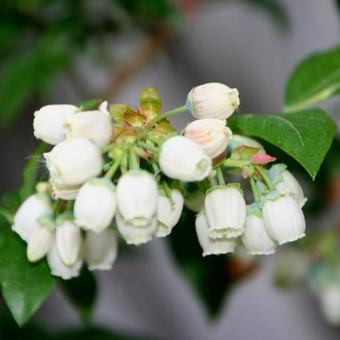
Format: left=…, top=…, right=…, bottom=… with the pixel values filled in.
left=12, top=82, right=307, bottom=280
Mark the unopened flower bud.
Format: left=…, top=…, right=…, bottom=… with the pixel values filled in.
left=242, top=204, right=276, bottom=255
left=228, top=134, right=265, bottom=154
left=44, top=138, right=103, bottom=192
left=12, top=193, right=52, bottom=242
left=47, top=242, right=83, bottom=280
left=186, top=82, right=239, bottom=120
left=56, top=217, right=82, bottom=266
left=269, top=164, right=307, bottom=207
left=159, top=136, right=212, bottom=182
left=263, top=192, right=305, bottom=245
left=65, top=110, right=113, bottom=147
left=319, top=285, right=340, bottom=326
left=205, top=184, right=246, bottom=239
left=184, top=119, right=232, bottom=159
left=116, top=170, right=158, bottom=227
left=195, top=212, right=236, bottom=256
left=116, top=213, right=155, bottom=245
left=84, top=229, right=117, bottom=270
left=74, top=178, right=116, bottom=233
left=156, top=189, right=184, bottom=237
left=33, top=104, right=78, bottom=145
left=27, top=215, right=55, bottom=262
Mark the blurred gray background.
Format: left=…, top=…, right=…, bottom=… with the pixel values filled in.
left=1, top=0, right=339, bottom=339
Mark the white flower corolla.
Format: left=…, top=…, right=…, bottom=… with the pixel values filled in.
left=241, top=204, right=276, bottom=255
left=186, top=82, right=239, bottom=120
left=27, top=215, right=55, bottom=263
left=159, top=136, right=212, bottom=182
left=195, top=212, right=236, bottom=256
left=184, top=119, right=233, bottom=159
left=33, top=104, right=78, bottom=145
left=12, top=193, right=52, bottom=242
left=204, top=184, right=246, bottom=239
left=65, top=110, right=113, bottom=147
left=84, top=228, right=117, bottom=270
left=49, top=182, right=80, bottom=200
left=56, top=217, right=82, bottom=266
left=47, top=241, right=82, bottom=280
left=227, top=134, right=265, bottom=154
left=263, top=192, right=306, bottom=245
left=74, top=178, right=116, bottom=233
left=319, top=285, right=340, bottom=326
left=116, top=213, right=156, bottom=245
left=44, top=138, right=103, bottom=191
left=116, top=170, right=158, bottom=227
left=155, top=189, right=184, bottom=237
left=269, top=164, right=307, bottom=207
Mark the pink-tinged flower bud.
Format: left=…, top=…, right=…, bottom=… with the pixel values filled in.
left=269, top=164, right=307, bottom=207
left=74, top=178, right=116, bottom=233
left=27, top=215, right=55, bottom=263
left=184, top=119, right=232, bottom=159
left=195, top=212, right=236, bottom=256
left=116, top=170, right=158, bottom=227
left=242, top=204, right=276, bottom=255
left=33, top=104, right=78, bottom=145
left=204, top=184, right=246, bottom=239
left=65, top=110, right=113, bottom=147
left=84, top=229, right=117, bottom=271
left=263, top=192, right=305, bottom=245
left=12, top=193, right=52, bottom=242
left=56, top=217, right=82, bottom=266
left=47, top=242, right=83, bottom=280
left=44, top=138, right=103, bottom=193
left=186, top=83, right=239, bottom=120
left=116, top=213, right=155, bottom=245
left=159, top=136, right=212, bottom=182
left=156, top=189, right=184, bottom=237
left=250, top=153, right=276, bottom=165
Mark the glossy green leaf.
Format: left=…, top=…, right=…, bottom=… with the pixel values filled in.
left=228, top=109, right=336, bottom=179
left=0, top=221, right=55, bottom=326
left=60, top=269, right=97, bottom=323
left=19, top=142, right=48, bottom=201
left=78, top=99, right=103, bottom=111
left=284, top=46, right=340, bottom=112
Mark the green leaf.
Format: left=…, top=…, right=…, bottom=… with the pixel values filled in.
left=168, top=209, right=233, bottom=317
left=19, top=142, right=48, bottom=201
left=78, top=99, right=103, bottom=111
left=0, top=221, right=55, bottom=326
left=284, top=45, right=340, bottom=112
left=228, top=109, right=336, bottom=179
left=60, top=269, right=97, bottom=323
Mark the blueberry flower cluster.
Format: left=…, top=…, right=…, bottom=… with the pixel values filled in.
left=12, top=83, right=306, bottom=280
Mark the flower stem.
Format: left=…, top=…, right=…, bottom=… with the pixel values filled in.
left=128, top=148, right=139, bottom=170
left=223, top=159, right=250, bottom=168
left=137, top=141, right=158, bottom=154
left=255, top=165, right=274, bottom=190
left=105, top=160, right=120, bottom=178
left=250, top=177, right=260, bottom=202
left=151, top=105, right=187, bottom=124
left=216, top=167, right=225, bottom=186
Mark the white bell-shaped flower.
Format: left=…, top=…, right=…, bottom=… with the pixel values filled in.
left=84, top=228, right=117, bottom=270
left=204, top=184, right=246, bottom=239
left=49, top=181, right=80, bottom=200
left=65, top=110, right=113, bottom=147
left=242, top=204, right=276, bottom=255
left=263, top=192, right=306, bottom=245
left=74, top=178, right=116, bottom=233
left=195, top=212, right=236, bottom=256
left=269, top=164, right=307, bottom=207
left=116, top=170, right=158, bottom=227
left=27, top=215, right=55, bottom=263
left=56, top=216, right=82, bottom=266
left=159, top=136, right=212, bottom=182
left=47, top=241, right=83, bottom=280
left=186, top=82, right=239, bottom=120
left=33, top=104, right=78, bottom=145
left=116, top=213, right=156, bottom=245
left=44, top=138, right=103, bottom=192
left=319, top=285, right=340, bottom=326
left=184, top=119, right=232, bottom=159
left=12, top=193, right=52, bottom=242
left=156, top=189, right=184, bottom=237
left=228, top=134, right=265, bottom=154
